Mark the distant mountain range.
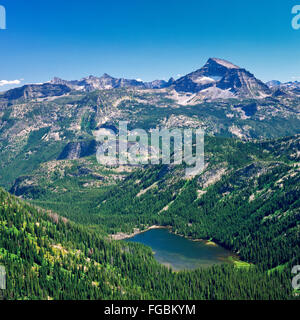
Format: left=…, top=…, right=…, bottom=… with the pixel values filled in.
left=1, top=58, right=300, bottom=101
left=49, top=57, right=274, bottom=99
left=0, top=56, right=300, bottom=198
left=50, top=74, right=174, bottom=91
left=266, top=79, right=300, bottom=96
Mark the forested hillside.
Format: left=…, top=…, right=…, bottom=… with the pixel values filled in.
left=0, top=188, right=297, bottom=300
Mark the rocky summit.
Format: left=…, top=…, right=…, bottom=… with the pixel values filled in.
left=170, top=58, right=272, bottom=99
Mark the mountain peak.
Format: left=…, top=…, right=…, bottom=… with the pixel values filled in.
left=50, top=77, right=65, bottom=84
left=102, top=73, right=113, bottom=79
left=207, top=58, right=240, bottom=69
left=266, top=80, right=282, bottom=88
left=169, top=57, right=271, bottom=98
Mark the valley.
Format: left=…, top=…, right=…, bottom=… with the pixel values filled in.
left=0, top=58, right=299, bottom=300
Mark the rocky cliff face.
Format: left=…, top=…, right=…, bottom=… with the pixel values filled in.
left=58, top=140, right=97, bottom=160
left=217, top=68, right=271, bottom=97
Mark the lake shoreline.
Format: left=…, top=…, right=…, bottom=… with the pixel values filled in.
left=109, top=225, right=170, bottom=240
left=109, top=225, right=219, bottom=248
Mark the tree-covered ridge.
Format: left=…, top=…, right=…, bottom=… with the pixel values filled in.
left=19, top=135, right=299, bottom=238
left=0, top=188, right=298, bottom=300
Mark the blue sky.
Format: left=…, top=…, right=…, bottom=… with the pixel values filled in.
left=0, top=0, right=300, bottom=90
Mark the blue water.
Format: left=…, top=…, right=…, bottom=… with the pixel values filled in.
left=127, top=228, right=235, bottom=271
